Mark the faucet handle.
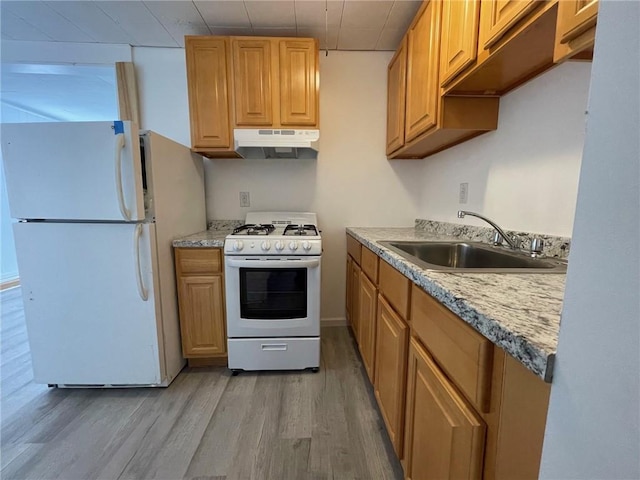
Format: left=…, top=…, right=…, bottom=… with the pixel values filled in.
left=492, top=231, right=503, bottom=246
left=530, top=237, right=544, bottom=257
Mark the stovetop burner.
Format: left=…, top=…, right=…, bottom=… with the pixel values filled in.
left=283, top=224, right=319, bottom=236
left=232, top=224, right=276, bottom=235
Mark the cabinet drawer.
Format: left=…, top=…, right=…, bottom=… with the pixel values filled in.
left=361, top=246, right=379, bottom=283
left=378, top=260, right=411, bottom=320
left=410, top=285, right=492, bottom=412
left=346, top=234, right=361, bottom=264
left=176, top=248, right=222, bottom=275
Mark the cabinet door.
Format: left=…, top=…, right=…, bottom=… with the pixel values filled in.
left=279, top=39, right=318, bottom=127
left=481, top=0, right=544, bottom=50
left=358, top=272, right=377, bottom=382
left=178, top=275, right=227, bottom=356
left=557, top=0, right=598, bottom=44
left=346, top=256, right=353, bottom=323
left=405, top=0, right=442, bottom=143
left=404, top=337, right=485, bottom=480
left=232, top=39, right=273, bottom=126
left=386, top=37, right=407, bottom=155
left=374, top=295, right=409, bottom=457
left=351, top=262, right=361, bottom=340
left=185, top=37, right=232, bottom=149
left=440, top=0, right=480, bottom=86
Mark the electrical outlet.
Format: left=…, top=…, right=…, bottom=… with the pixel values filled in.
left=240, top=191, right=250, bottom=207
left=459, top=183, right=468, bottom=204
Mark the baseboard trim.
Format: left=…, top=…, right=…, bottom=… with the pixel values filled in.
left=0, top=278, right=20, bottom=291
left=321, top=317, right=347, bottom=327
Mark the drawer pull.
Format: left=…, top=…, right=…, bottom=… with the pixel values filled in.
left=261, top=344, right=288, bottom=351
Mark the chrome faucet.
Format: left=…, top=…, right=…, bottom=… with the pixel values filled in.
left=457, top=210, right=520, bottom=250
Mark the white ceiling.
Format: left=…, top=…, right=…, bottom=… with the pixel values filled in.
left=0, top=0, right=422, bottom=51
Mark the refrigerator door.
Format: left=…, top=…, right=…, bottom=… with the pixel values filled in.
left=1, top=121, right=145, bottom=221
left=13, top=221, right=164, bottom=386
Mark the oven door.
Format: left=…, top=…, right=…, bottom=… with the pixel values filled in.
left=225, top=256, right=321, bottom=338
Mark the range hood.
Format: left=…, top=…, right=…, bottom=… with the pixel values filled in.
left=234, top=129, right=319, bottom=159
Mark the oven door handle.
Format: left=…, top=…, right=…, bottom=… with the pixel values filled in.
left=225, top=257, right=321, bottom=269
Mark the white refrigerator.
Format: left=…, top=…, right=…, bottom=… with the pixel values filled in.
left=1, top=121, right=206, bottom=387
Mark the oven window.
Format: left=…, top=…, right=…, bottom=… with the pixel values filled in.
left=239, top=268, right=307, bottom=319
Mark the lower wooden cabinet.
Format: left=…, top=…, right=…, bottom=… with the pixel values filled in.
left=175, top=247, right=227, bottom=363
left=374, top=294, right=409, bottom=457
left=404, top=337, right=485, bottom=480
left=177, top=275, right=226, bottom=356
left=358, top=271, right=377, bottom=382
left=344, top=234, right=550, bottom=479
left=348, top=258, right=361, bottom=340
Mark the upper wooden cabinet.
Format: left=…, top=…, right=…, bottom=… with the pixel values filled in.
left=554, top=0, right=598, bottom=62
left=185, top=35, right=319, bottom=157
left=386, top=38, right=407, bottom=155
left=481, top=0, right=545, bottom=50
left=405, top=0, right=442, bottom=143
left=279, top=40, right=319, bottom=126
left=440, top=0, right=480, bottom=86
left=185, top=37, right=232, bottom=151
left=232, top=38, right=273, bottom=126
left=387, top=0, right=499, bottom=160
left=444, top=0, right=559, bottom=96
left=231, top=37, right=319, bottom=129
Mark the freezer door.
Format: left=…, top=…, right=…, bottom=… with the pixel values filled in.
left=13, top=222, right=164, bottom=386
left=2, top=121, right=145, bottom=221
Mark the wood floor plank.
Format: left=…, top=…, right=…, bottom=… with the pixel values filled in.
left=0, top=288, right=403, bottom=480
left=185, top=373, right=258, bottom=478
left=132, top=368, right=230, bottom=480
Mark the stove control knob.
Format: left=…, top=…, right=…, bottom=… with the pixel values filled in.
left=302, top=241, right=312, bottom=251
left=289, top=240, right=299, bottom=251
left=261, top=240, right=271, bottom=251
left=233, top=240, right=244, bottom=252
left=275, top=240, right=285, bottom=251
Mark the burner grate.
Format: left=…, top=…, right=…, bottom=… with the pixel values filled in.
left=232, top=224, right=276, bottom=235
left=283, top=224, right=319, bottom=236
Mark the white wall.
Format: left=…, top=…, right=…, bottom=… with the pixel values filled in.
left=133, top=47, right=191, bottom=146
left=539, top=1, right=640, bottom=477
left=132, top=47, right=592, bottom=322
left=418, top=62, right=591, bottom=237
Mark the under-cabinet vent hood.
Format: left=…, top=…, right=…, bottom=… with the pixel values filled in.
left=234, top=129, right=319, bottom=159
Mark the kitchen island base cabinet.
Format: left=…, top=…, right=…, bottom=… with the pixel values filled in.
left=175, top=248, right=227, bottom=364
left=404, top=337, right=485, bottom=480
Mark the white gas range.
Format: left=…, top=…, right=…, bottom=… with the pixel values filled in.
left=224, top=212, right=321, bottom=374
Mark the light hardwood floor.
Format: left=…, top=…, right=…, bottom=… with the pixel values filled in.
left=1, top=287, right=403, bottom=480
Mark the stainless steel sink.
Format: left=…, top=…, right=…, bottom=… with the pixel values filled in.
left=378, top=241, right=567, bottom=273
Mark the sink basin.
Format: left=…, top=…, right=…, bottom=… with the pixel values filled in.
left=378, top=241, right=567, bottom=273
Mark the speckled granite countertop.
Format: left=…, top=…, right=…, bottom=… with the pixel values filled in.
left=172, top=229, right=232, bottom=248
left=172, top=220, right=243, bottom=248
left=347, top=226, right=566, bottom=382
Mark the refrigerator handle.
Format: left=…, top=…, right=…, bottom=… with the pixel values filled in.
left=115, top=133, right=132, bottom=221
left=134, top=224, right=149, bottom=301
